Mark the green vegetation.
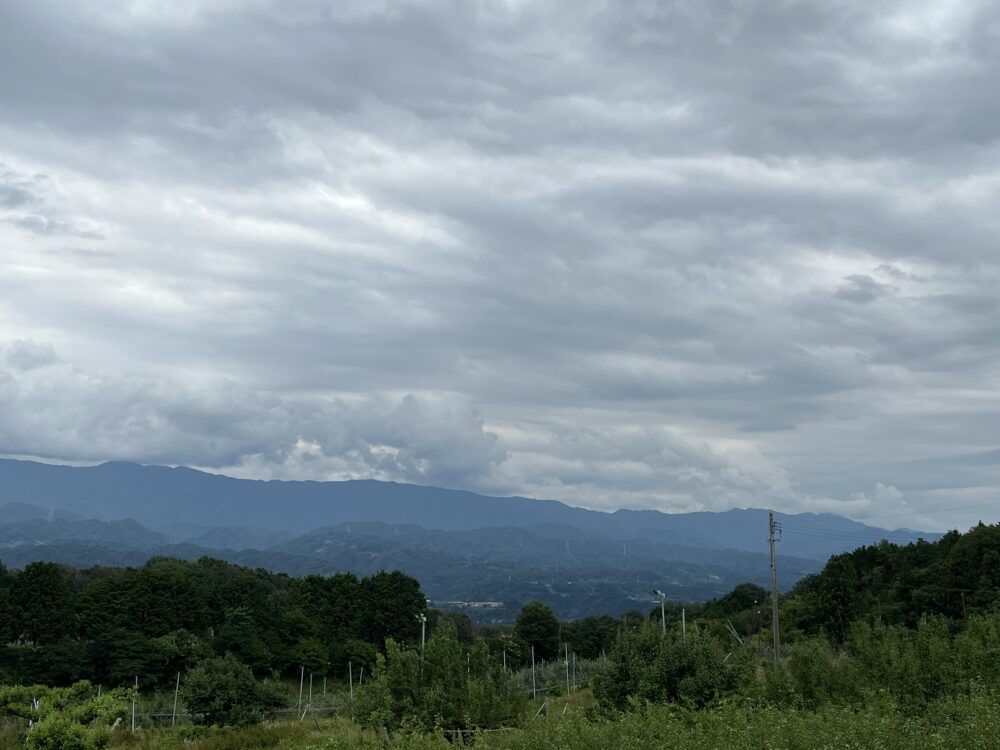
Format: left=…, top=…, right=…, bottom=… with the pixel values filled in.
left=179, top=655, right=286, bottom=726
left=6, top=523, right=1000, bottom=748
left=0, top=681, right=127, bottom=750
left=0, top=557, right=425, bottom=686
left=353, top=623, right=525, bottom=732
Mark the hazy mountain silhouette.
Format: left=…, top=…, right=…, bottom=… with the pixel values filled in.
left=0, top=458, right=936, bottom=561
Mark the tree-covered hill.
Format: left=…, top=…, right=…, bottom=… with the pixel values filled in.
left=783, top=522, right=1000, bottom=639
left=0, top=513, right=822, bottom=621
left=666, top=522, right=1000, bottom=645
left=0, top=556, right=425, bottom=688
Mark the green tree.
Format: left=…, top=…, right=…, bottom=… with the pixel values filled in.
left=359, top=570, right=425, bottom=648
left=10, top=562, right=77, bottom=643
left=514, top=601, right=560, bottom=661
left=181, top=654, right=286, bottom=726
left=354, top=622, right=524, bottom=731
left=216, top=607, right=272, bottom=672
left=0, top=562, right=14, bottom=643
left=565, top=615, right=618, bottom=659
left=594, top=621, right=755, bottom=710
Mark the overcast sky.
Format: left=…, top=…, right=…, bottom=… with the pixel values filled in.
left=1, top=0, right=998, bottom=531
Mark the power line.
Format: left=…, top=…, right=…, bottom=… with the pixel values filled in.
left=854, top=501, right=1000, bottom=522
left=780, top=526, right=905, bottom=544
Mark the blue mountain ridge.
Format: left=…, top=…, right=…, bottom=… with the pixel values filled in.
left=0, top=458, right=938, bottom=561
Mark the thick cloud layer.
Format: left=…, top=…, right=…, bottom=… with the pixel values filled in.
left=1, top=0, right=998, bottom=531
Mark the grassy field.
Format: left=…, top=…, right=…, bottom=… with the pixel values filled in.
left=7, top=688, right=1000, bottom=750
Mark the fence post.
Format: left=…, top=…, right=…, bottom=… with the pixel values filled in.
left=564, top=645, right=570, bottom=695
left=531, top=646, right=537, bottom=699
left=172, top=672, right=180, bottom=727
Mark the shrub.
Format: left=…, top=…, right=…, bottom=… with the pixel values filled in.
left=181, top=654, right=287, bottom=726
left=354, top=623, right=525, bottom=731
left=25, top=713, right=92, bottom=750
left=593, top=622, right=755, bottom=711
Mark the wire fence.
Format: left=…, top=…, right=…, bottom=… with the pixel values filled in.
left=510, top=656, right=608, bottom=698
left=5, top=652, right=609, bottom=736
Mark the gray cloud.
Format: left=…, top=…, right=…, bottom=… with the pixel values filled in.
left=1, top=0, right=998, bottom=531
left=1, top=340, right=58, bottom=372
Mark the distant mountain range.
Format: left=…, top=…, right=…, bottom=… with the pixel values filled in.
left=0, top=459, right=940, bottom=621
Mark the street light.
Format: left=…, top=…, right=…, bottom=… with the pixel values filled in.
left=417, top=613, right=427, bottom=650
left=653, top=590, right=666, bottom=633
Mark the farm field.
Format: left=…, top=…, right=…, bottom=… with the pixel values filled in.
left=5, top=689, right=1000, bottom=750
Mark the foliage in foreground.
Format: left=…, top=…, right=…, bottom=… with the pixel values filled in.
left=604, top=613, right=1000, bottom=714
left=55, top=692, right=1000, bottom=750
left=180, top=655, right=286, bottom=726
left=0, top=681, right=128, bottom=750
left=353, top=623, right=526, bottom=732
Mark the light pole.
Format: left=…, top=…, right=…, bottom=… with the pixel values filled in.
left=653, top=590, right=666, bottom=634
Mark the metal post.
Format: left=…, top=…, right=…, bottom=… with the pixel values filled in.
left=531, top=646, right=537, bottom=699
left=171, top=672, right=180, bottom=727
left=309, top=672, right=313, bottom=704
left=349, top=661, right=354, bottom=700
left=298, top=666, right=304, bottom=713
left=769, top=511, right=781, bottom=664
left=131, top=676, right=137, bottom=733
left=682, top=608, right=686, bottom=641
left=564, top=644, right=570, bottom=695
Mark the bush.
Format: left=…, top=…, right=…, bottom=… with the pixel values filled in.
left=181, top=654, right=287, bottom=726
left=593, top=622, right=755, bottom=711
left=1, top=681, right=122, bottom=750
left=25, top=713, right=98, bottom=750
left=354, top=623, right=525, bottom=731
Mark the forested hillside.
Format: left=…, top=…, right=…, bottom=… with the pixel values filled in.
left=0, top=557, right=425, bottom=687
left=5, top=524, right=1000, bottom=749
left=783, top=522, right=1000, bottom=638
left=0, top=510, right=822, bottom=621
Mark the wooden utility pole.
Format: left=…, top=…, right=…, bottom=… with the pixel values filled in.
left=769, top=512, right=781, bottom=664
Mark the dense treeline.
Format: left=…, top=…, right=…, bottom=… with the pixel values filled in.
left=647, top=522, right=1000, bottom=647
left=7, top=522, right=1000, bottom=746
left=0, top=555, right=622, bottom=694
left=0, top=556, right=425, bottom=687
left=783, top=523, right=1000, bottom=638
